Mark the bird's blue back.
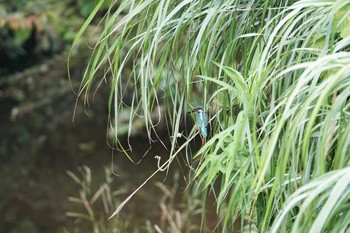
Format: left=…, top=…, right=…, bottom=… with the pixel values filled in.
left=196, top=111, right=208, bottom=138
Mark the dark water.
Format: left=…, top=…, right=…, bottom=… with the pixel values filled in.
left=0, top=54, right=218, bottom=232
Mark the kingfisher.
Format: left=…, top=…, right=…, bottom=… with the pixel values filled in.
left=192, top=106, right=208, bottom=140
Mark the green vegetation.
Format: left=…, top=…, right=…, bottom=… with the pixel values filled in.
left=73, top=0, right=350, bottom=232
left=64, top=167, right=208, bottom=233
left=0, top=0, right=113, bottom=64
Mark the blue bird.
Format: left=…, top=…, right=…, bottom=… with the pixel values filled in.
left=192, top=106, right=208, bottom=139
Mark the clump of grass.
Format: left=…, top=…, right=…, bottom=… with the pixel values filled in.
left=65, top=166, right=130, bottom=233
left=70, top=0, right=350, bottom=232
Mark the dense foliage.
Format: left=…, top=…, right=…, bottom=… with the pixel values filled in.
left=0, top=0, right=113, bottom=72
left=74, top=0, right=350, bottom=232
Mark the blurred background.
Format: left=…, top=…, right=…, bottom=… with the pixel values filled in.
left=0, top=1, right=215, bottom=232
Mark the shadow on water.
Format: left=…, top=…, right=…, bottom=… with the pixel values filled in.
left=0, top=53, right=219, bottom=232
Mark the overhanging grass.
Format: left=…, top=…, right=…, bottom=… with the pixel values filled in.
left=70, top=0, right=350, bottom=231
